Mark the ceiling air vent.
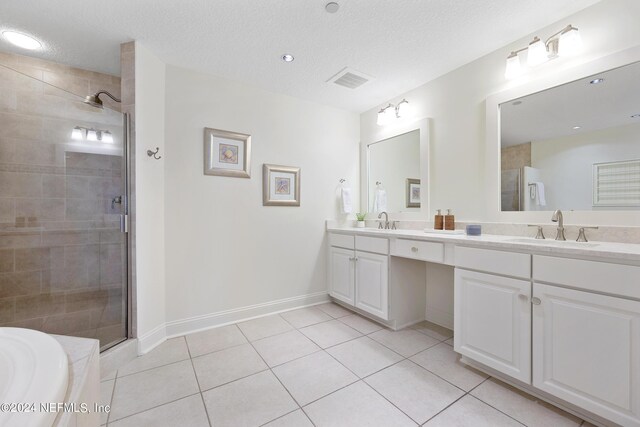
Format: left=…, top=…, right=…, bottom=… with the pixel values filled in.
left=327, top=67, right=374, bottom=89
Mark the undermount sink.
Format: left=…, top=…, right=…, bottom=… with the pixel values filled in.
left=0, top=328, right=69, bottom=427
left=506, top=238, right=600, bottom=248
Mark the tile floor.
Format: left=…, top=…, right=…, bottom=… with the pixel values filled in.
left=101, top=303, right=592, bottom=426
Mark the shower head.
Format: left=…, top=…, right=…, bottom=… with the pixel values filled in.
left=84, top=90, right=121, bottom=109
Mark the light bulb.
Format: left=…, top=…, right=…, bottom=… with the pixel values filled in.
left=384, top=105, right=396, bottom=124
left=396, top=99, right=412, bottom=119
left=527, top=37, right=548, bottom=66
left=71, top=127, right=83, bottom=140
left=558, top=25, right=582, bottom=56
left=2, top=31, right=42, bottom=50
left=86, top=129, right=98, bottom=141
left=101, top=131, right=114, bottom=143
left=504, top=52, right=523, bottom=79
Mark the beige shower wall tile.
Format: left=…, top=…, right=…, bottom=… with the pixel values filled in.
left=0, top=249, right=14, bottom=273
left=14, top=292, right=66, bottom=321
left=0, top=171, right=42, bottom=197
left=0, top=271, right=42, bottom=298
left=0, top=112, right=43, bottom=140
left=14, top=247, right=50, bottom=271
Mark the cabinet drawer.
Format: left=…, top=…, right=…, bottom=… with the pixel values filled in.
left=392, top=239, right=444, bottom=263
left=355, top=235, right=389, bottom=254
left=329, top=233, right=355, bottom=250
left=455, top=246, right=530, bottom=279
left=533, top=255, right=640, bottom=299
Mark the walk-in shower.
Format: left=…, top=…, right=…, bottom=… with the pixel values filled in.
left=0, top=58, right=130, bottom=351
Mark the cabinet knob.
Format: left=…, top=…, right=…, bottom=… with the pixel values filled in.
left=531, top=297, right=542, bottom=305
left=411, top=247, right=418, bottom=252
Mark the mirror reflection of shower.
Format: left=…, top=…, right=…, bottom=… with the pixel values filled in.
left=84, top=90, right=121, bottom=109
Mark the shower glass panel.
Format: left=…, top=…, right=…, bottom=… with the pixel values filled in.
left=0, top=63, right=128, bottom=351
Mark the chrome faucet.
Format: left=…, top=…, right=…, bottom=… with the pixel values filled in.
left=378, top=211, right=390, bottom=229
left=551, top=209, right=566, bottom=241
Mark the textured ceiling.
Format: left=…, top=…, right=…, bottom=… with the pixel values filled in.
left=0, top=0, right=600, bottom=112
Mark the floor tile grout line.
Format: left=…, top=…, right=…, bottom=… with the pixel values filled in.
left=183, top=336, right=214, bottom=427
left=419, top=377, right=491, bottom=426
left=106, top=391, right=202, bottom=425
left=462, top=394, right=528, bottom=427
left=360, top=378, right=422, bottom=426
left=235, top=320, right=307, bottom=425
left=115, top=355, right=191, bottom=380
left=104, top=375, right=117, bottom=426
left=400, top=357, right=471, bottom=395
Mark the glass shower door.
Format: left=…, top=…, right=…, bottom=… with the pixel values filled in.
left=0, top=63, right=128, bottom=351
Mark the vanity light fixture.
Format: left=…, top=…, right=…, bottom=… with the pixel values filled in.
left=504, top=24, right=583, bottom=80
left=281, top=54, right=294, bottom=62
left=71, top=126, right=84, bottom=140
left=376, top=99, right=412, bottom=126
left=632, top=114, right=640, bottom=119
left=101, top=131, right=114, bottom=143
left=589, top=78, right=605, bottom=84
left=72, top=126, right=114, bottom=142
left=572, top=126, right=581, bottom=130
left=2, top=31, right=42, bottom=50
left=86, top=129, right=98, bottom=141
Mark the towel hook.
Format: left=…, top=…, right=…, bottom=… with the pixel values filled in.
left=339, top=178, right=346, bottom=184
left=376, top=181, right=383, bottom=186
left=147, top=147, right=162, bottom=160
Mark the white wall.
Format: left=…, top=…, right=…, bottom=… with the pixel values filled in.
left=163, top=65, right=359, bottom=327
left=531, top=123, right=640, bottom=210
left=134, top=42, right=167, bottom=352
left=360, top=0, right=640, bottom=226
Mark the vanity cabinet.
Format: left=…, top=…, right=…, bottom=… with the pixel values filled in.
left=454, top=268, right=531, bottom=383
left=354, top=251, right=388, bottom=319
left=454, top=246, right=532, bottom=382
left=328, top=233, right=390, bottom=320
left=531, top=256, right=640, bottom=427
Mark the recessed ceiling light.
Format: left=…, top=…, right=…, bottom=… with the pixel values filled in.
left=2, top=31, right=42, bottom=50
left=589, top=78, right=604, bottom=84
left=281, top=54, right=294, bottom=63
left=573, top=126, right=581, bottom=130
left=325, top=2, right=340, bottom=13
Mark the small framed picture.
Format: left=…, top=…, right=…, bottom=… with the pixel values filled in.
left=263, top=164, right=300, bottom=206
left=204, top=127, right=251, bottom=178
left=406, top=178, right=421, bottom=208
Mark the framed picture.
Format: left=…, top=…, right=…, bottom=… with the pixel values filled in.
left=406, top=178, right=421, bottom=208
left=263, top=164, right=300, bottom=206
left=204, top=127, right=251, bottom=178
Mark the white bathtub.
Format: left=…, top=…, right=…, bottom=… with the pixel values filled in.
left=0, top=328, right=69, bottom=427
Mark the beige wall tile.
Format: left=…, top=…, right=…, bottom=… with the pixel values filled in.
left=0, top=271, right=42, bottom=298
left=0, top=171, right=42, bottom=197
left=0, top=249, right=14, bottom=273
left=14, top=292, right=65, bottom=321
left=0, top=297, right=15, bottom=323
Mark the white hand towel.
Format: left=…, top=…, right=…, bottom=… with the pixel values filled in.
left=533, top=182, right=546, bottom=206
left=374, top=188, right=387, bottom=212
left=341, top=187, right=353, bottom=214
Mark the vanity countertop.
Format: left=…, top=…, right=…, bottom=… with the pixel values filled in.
left=327, top=226, right=640, bottom=263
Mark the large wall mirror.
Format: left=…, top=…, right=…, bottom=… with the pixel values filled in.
left=367, top=130, right=421, bottom=213
left=500, top=60, right=640, bottom=212
left=360, top=117, right=430, bottom=219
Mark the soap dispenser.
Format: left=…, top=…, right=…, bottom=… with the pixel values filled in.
left=444, top=209, right=455, bottom=230
left=434, top=209, right=443, bottom=230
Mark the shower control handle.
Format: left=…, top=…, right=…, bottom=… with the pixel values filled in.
left=112, top=196, right=123, bottom=210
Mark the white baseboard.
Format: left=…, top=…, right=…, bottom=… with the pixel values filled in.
left=117, top=291, right=331, bottom=354
left=137, top=323, right=167, bottom=355
left=425, top=305, right=454, bottom=330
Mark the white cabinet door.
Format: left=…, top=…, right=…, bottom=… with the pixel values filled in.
left=454, top=268, right=531, bottom=383
left=355, top=251, right=389, bottom=320
left=329, top=247, right=355, bottom=305
left=533, top=283, right=640, bottom=427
